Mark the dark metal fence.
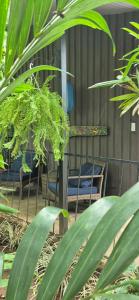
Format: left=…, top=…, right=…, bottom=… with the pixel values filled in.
left=0, top=151, right=139, bottom=232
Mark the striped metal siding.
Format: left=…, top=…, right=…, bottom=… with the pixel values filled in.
left=19, top=11, right=139, bottom=194
left=67, top=11, right=139, bottom=193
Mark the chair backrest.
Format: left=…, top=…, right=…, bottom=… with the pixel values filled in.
left=80, top=161, right=105, bottom=176
left=94, top=160, right=105, bottom=175
left=10, top=151, right=35, bottom=172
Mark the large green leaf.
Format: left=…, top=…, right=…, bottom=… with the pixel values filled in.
left=8, top=9, right=114, bottom=78
left=89, top=76, right=130, bottom=89
left=33, top=0, right=53, bottom=37
left=63, top=0, right=139, bottom=20
left=96, top=211, right=139, bottom=291
left=7, top=31, right=65, bottom=79
left=2, top=0, right=139, bottom=84
left=4, top=0, right=139, bottom=82
left=79, top=11, right=115, bottom=53
left=37, top=197, right=118, bottom=300
left=57, top=0, right=69, bottom=11
left=6, top=207, right=67, bottom=300
left=5, top=0, right=28, bottom=75
left=0, top=0, right=9, bottom=63
left=17, top=0, right=34, bottom=57
left=63, top=183, right=139, bottom=300
left=5, top=183, right=139, bottom=300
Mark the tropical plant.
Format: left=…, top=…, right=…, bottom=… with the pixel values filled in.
left=4, top=182, right=139, bottom=300
left=0, top=77, right=69, bottom=169
left=89, top=21, right=139, bottom=116
left=0, top=0, right=139, bottom=165
left=1, top=0, right=139, bottom=97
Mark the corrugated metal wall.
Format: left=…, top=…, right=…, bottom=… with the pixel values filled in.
left=67, top=11, right=139, bottom=193
left=19, top=11, right=139, bottom=195
left=20, top=11, right=139, bottom=163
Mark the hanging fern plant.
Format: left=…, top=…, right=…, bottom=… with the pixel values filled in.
left=0, top=78, right=69, bottom=170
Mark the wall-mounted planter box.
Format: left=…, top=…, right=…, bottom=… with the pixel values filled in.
left=70, top=126, right=108, bottom=137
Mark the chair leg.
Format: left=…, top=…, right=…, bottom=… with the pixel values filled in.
left=75, top=198, right=79, bottom=220
left=19, top=181, right=23, bottom=200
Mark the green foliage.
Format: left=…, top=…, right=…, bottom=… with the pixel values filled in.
left=0, top=79, right=69, bottom=165
left=0, top=0, right=118, bottom=95
left=4, top=183, right=139, bottom=300
left=89, top=22, right=139, bottom=116
left=0, top=0, right=138, bottom=162
left=0, top=0, right=138, bottom=97
left=0, top=0, right=124, bottom=164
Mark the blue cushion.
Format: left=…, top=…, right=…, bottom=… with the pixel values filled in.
left=48, top=182, right=97, bottom=196
left=0, top=171, right=20, bottom=182
left=0, top=151, right=36, bottom=182
left=80, top=180, right=92, bottom=188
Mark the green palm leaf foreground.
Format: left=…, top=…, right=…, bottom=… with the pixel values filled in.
left=4, top=183, right=139, bottom=300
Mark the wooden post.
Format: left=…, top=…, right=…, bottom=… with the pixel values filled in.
left=59, top=35, right=68, bottom=234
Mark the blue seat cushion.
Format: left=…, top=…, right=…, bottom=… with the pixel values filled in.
left=0, top=151, right=37, bottom=182
left=0, top=171, right=20, bottom=182
left=48, top=182, right=97, bottom=196
left=0, top=171, right=30, bottom=182
left=80, top=180, right=92, bottom=188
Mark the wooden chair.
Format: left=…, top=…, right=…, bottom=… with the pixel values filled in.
left=46, top=161, right=105, bottom=205
left=0, top=151, right=39, bottom=199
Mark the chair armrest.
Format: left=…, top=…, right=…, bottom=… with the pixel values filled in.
left=68, top=175, right=103, bottom=179
left=69, top=169, right=80, bottom=176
